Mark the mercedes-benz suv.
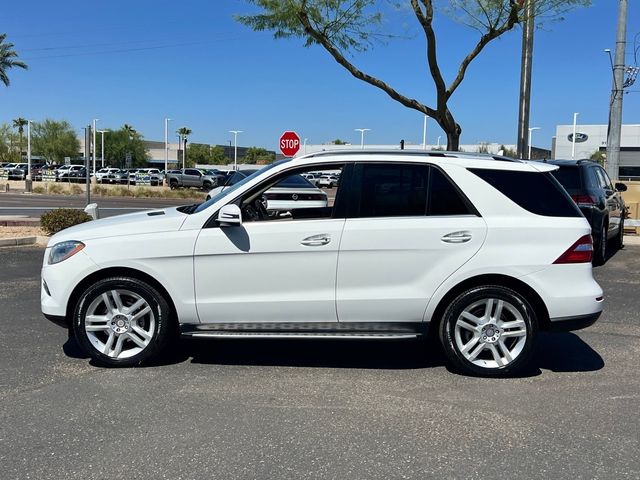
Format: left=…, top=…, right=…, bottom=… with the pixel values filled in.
left=41, top=150, right=603, bottom=376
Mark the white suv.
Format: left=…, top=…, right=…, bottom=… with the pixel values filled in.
left=41, top=151, right=603, bottom=376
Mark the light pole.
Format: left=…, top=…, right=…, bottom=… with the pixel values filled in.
left=229, top=130, right=242, bottom=171
left=422, top=115, right=428, bottom=150
left=164, top=118, right=171, bottom=173
left=97, top=130, right=107, bottom=167
left=528, top=127, right=540, bottom=159
left=571, top=112, right=579, bottom=160
left=92, top=119, right=99, bottom=176
left=303, top=138, right=308, bottom=154
left=355, top=128, right=370, bottom=149
left=27, top=120, right=32, bottom=180
left=437, top=136, right=442, bottom=148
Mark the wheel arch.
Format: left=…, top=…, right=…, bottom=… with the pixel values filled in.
left=66, top=266, right=179, bottom=326
left=427, top=274, right=550, bottom=338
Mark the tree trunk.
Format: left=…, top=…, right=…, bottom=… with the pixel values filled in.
left=439, top=109, right=462, bottom=151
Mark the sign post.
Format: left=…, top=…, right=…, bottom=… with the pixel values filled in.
left=279, top=131, right=301, bottom=157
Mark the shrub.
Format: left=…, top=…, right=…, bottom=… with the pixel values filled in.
left=69, top=184, right=83, bottom=195
left=41, top=208, right=93, bottom=235
left=32, top=185, right=46, bottom=194
left=48, top=183, right=64, bottom=194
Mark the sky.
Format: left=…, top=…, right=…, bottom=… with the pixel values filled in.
left=1, top=0, right=639, bottom=152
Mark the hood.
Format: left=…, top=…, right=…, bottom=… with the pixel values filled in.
left=48, top=207, right=189, bottom=246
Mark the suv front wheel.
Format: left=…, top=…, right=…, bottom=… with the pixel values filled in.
left=439, top=286, right=537, bottom=376
left=72, top=277, right=173, bottom=367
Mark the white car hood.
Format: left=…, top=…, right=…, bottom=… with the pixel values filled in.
left=48, top=207, right=189, bottom=245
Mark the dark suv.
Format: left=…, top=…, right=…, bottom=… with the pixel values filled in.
left=547, top=159, right=626, bottom=265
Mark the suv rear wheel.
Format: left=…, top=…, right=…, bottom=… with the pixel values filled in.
left=72, top=277, right=173, bottom=367
left=439, top=286, right=537, bottom=376
left=593, top=222, right=607, bottom=266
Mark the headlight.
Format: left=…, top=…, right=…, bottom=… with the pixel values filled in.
left=48, top=241, right=85, bottom=265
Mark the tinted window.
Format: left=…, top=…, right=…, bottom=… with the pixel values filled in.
left=275, top=175, right=315, bottom=189
left=428, top=168, right=473, bottom=215
left=550, top=166, right=581, bottom=193
left=185, top=169, right=200, bottom=176
left=469, top=168, right=581, bottom=217
left=356, top=164, right=429, bottom=217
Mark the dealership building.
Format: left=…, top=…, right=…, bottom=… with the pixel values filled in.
left=553, top=124, right=640, bottom=179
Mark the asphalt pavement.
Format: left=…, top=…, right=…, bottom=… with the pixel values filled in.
left=0, top=245, right=638, bottom=479
left=0, top=193, right=194, bottom=218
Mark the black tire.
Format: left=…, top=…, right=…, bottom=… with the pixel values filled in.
left=438, top=285, right=537, bottom=377
left=593, top=222, right=607, bottom=266
left=615, top=218, right=624, bottom=251
left=203, top=181, right=212, bottom=190
left=169, top=180, right=178, bottom=190
left=72, top=276, right=174, bottom=367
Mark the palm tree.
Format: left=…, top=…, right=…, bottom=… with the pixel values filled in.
left=12, top=117, right=28, bottom=156
left=123, top=124, right=137, bottom=138
left=177, top=127, right=192, bottom=168
left=0, top=34, right=28, bottom=87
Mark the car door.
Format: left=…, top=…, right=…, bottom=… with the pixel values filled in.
left=336, top=163, right=487, bottom=323
left=595, top=167, right=622, bottom=236
left=183, top=169, right=202, bottom=187
left=194, top=164, right=348, bottom=324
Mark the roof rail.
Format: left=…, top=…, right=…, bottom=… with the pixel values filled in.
left=297, top=149, right=521, bottom=163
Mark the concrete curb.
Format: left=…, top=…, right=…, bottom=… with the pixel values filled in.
left=624, top=234, right=640, bottom=246
left=0, top=236, right=49, bottom=248
left=0, top=219, right=40, bottom=227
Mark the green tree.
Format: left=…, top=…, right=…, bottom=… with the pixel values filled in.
left=31, top=119, right=80, bottom=163
left=500, top=144, right=518, bottom=158
left=0, top=33, right=27, bottom=87
left=12, top=118, right=28, bottom=155
left=238, top=1, right=590, bottom=150
left=242, top=146, right=275, bottom=164
left=176, top=127, right=192, bottom=168
left=331, top=138, right=347, bottom=145
left=590, top=150, right=605, bottom=165
left=210, top=145, right=229, bottom=164
left=0, top=123, right=20, bottom=162
left=98, top=126, right=149, bottom=168
left=187, top=143, right=212, bottom=165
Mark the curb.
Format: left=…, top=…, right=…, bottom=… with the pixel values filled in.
left=0, top=236, right=49, bottom=248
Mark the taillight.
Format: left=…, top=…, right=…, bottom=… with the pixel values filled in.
left=571, top=194, right=597, bottom=206
left=553, top=235, right=593, bottom=264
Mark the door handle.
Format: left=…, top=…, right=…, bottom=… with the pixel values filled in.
left=301, top=234, right=331, bottom=246
left=441, top=231, right=472, bottom=244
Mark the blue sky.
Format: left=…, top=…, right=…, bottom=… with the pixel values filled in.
left=1, top=0, right=638, bottom=151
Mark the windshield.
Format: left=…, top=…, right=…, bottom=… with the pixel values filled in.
left=193, top=160, right=291, bottom=214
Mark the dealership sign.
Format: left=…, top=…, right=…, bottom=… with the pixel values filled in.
left=568, top=133, right=589, bottom=143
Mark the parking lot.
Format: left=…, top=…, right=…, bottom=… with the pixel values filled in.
left=0, top=245, right=638, bottom=479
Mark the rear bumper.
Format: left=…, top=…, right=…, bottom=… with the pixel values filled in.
left=548, top=311, right=601, bottom=332
left=44, top=313, right=69, bottom=328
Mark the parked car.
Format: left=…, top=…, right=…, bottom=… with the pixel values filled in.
left=316, top=174, right=339, bottom=188
left=205, top=168, right=263, bottom=200
left=166, top=168, right=222, bottom=190
left=547, top=159, right=626, bottom=266
left=56, top=165, right=85, bottom=180
left=95, top=168, right=121, bottom=183
left=129, top=168, right=162, bottom=186
left=57, top=167, right=88, bottom=183
left=7, top=163, right=30, bottom=180
left=42, top=150, right=602, bottom=376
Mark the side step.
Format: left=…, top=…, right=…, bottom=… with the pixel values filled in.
left=184, top=331, right=420, bottom=340
left=180, top=322, right=427, bottom=341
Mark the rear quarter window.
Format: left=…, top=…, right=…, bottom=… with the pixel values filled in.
left=469, top=168, right=582, bottom=217
left=550, top=166, right=582, bottom=194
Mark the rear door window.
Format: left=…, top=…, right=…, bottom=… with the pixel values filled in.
left=469, top=168, right=582, bottom=217
left=550, top=166, right=581, bottom=194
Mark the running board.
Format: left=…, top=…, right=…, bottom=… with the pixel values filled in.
left=184, top=331, right=420, bottom=340
left=180, top=322, right=427, bottom=340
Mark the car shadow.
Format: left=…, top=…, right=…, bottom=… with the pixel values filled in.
left=147, top=331, right=604, bottom=377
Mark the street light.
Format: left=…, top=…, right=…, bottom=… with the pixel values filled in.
left=229, top=130, right=243, bottom=171
left=27, top=120, right=32, bottom=180
left=528, top=127, right=541, bottom=159
left=164, top=118, right=171, bottom=173
left=422, top=115, right=428, bottom=150
left=97, top=130, right=108, bottom=168
left=92, top=119, right=99, bottom=176
left=571, top=112, right=579, bottom=160
left=355, top=128, right=370, bottom=149
left=437, top=136, right=442, bottom=148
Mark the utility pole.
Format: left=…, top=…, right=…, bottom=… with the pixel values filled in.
left=606, top=0, right=628, bottom=180
left=517, top=0, right=535, bottom=159
left=84, top=126, right=91, bottom=205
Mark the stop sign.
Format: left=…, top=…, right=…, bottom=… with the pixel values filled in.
left=279, top=131, right=301, bottom=157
